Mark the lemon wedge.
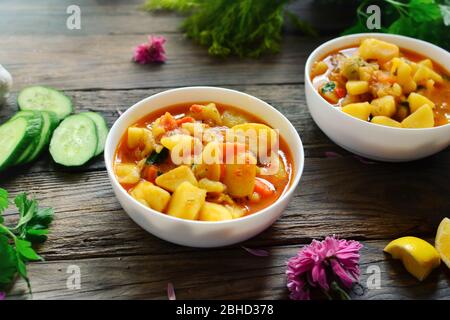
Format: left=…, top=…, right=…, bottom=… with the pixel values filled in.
left=384, top=236, right=440, bottom=281
left=435, top=218, right=450, bottom=270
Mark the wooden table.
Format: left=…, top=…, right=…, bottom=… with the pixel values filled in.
left=1, top=0, right=449, bottom=300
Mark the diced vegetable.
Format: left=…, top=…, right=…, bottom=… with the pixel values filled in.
left=340, top=56, right=363, bottom=80
left=155, top=165, right=198, bottom=192
left=193, top=163, right=222, bottom=181
left=199, top=202, right=233, bottom=221
left=221, top=110, right=249, bottom=128
left=160, top=134, right=200, bottom=151
left=358, top=38, right=399, bottom=63
left=401, top=105, right=434, bottom=128
left=181, top=122, right=206, bottom=135
left=371, top=116, right=402, bottom=128
left=198, top=178, right=226, bottom=193
left=190, top=103, right=222, bottom=125
left=176, top=116, right=195, bottom=126
left=223, top=152, right=257, bottom=198
left=160, top=112, right=178, bottom=131
left=413, top=65, right=443, bottom=85
left=225, top=204, right=247, bottom=219
left=232, top=123, right=277, bottom=154
left=115, top=163, right=142, bottom=184
left=311, top=61, right=328, bottom=78
left=346, top=80, right=369, bottom=95
left=341, top=102, right=371, bottom=121
left=130, top=180, right=171, bottom=212
left=408, top=92, right=435, bottom=113
left=371, top=95, right=396, bottom=117
left=167, top=181, right=206, bottom=220
left=253, top=178, right=275, bottom=198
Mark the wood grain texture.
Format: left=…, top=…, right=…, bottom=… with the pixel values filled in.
left=1, top=0, right=449, bottom=300
left=7, top=241, right=450, bottom=300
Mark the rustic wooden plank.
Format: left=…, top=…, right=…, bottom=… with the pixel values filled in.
left=0, top=0, right=181, bottom=36
left=1, top=85, right=448, bottom=175
left=6, top=241, right=450, bottom=300
left=0, top=34, right=322, bottom=90
left=1, top=151, right=449, bottom=261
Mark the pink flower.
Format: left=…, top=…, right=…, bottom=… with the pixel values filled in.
left=286, top=235, right=363, bottom=300
left=0, top=292, right=5, bottom=300
left=133, top=35, right=166, bottom=64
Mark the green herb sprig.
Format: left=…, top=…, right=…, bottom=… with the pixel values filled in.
left=343, top=0, right=450, bottom=50
left=0, top=188, right=53, bottom=294
left=143, top=0, right=316, bottom=58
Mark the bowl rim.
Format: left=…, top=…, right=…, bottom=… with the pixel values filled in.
left=305, top=32, right=450, bottom=132
left=105, top=86, right=305, bottom=225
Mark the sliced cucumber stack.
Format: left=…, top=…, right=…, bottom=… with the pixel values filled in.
left=18, top=86, right=73, bottom=121
left=0, top=116, right=42, bottom=171
left=49, top=114, right=99, bottom=166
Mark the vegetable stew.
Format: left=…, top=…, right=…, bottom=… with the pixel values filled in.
left=114, top=102, right=293, bottom=221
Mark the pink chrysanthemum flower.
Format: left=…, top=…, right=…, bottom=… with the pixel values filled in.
left=133, top=35, right=167, bottom=64
left=286, top=235, right=363, bottom=300
left=0, top=291, right=5, bottom=300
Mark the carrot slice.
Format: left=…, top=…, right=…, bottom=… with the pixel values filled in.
left=190, top=104, right=204, bottom=113
left=176, top=116, right=195, bottom=126
left=253, top=178, right=275, bottom=198
left=143, top=165, right=158, bottom=183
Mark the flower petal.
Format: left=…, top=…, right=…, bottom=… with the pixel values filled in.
left=241, top=246, right=269, bottom=257
left=167, top=282, right=176, bottom=300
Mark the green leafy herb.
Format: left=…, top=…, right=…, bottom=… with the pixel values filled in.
left=321, top=81, right=336, bottom=93
left=146, top=148, right=169, bottom=165
left=343, top=0, right=450, bottom=50
left=0, top=188, right=53, bottom=294
left=143, top=0, right=315, bottom=57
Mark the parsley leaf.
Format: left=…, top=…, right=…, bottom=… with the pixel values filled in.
left=0, top=189, right=53, bottom=294
left=321, top=81, right=336, bottom=93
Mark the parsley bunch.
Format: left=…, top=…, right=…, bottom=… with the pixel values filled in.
left=343, top=0, right=450, bottom=50
left=143, top=0, right=315, bottom=58
left=0, top=188, right=53, bottom=293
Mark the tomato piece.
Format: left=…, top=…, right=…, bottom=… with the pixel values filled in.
left=335, top=87, right=346, bottom=98
left=189, top=104, right=204, bottom=113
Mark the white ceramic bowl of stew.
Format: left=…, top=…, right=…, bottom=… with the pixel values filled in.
left=105, top=87, right=304, bottom=247
left=305, top=33, right=450, bottom=162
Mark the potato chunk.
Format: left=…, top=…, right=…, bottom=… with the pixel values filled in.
left=115, top=163, right=141, bottom=184
left=371, top=116, right=402, bottom=128
left=401, top=105, right=434, bottom=128
left=130, top=180, right=171, bottom=212
left=127, top=127, right=155, bottom=158
left=199, top=202, right=233, bottom=221
left=232, top=123, right=278, bottom=155
left=223, top=152, right=257, bottom=198
left=198, top=178, right=226, bottom=193
left=190, top=103, right=222, bottom=125
left=346, top=81, right=369, bottom=95
left=167, top=182, right=206, bottom=220
left=408, top=93, right=435, bottom=113
left=155, top=165, right=198, bottom=192
left=371, top=95, right=396, bottom=117
left=341, top=102, right=371, bottom=121
left=359, top=38, right=399, bottom=63
left=413, top=65, right=443, bottom=85
left=225, top=204, right=247, bottom=219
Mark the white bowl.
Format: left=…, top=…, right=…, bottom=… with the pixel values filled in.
left=305, top=33, right=450, bottom=162
left=105, top=87, right=304, bottom=247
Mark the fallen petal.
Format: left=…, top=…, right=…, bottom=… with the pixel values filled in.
left=167, top=282, right=176, bottom=300
left=241, top=246, right=269, bottom=257
left=324, top=151, right=343, bottom=158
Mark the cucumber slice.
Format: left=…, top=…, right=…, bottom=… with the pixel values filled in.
left=80, top=112, right=109, bottom=156
left=18, top=86, right=73, bottom=121
left=49, top=114, right=98, bottom=166
left=0, top=117, right=40, bottom=171
left=27, top=111, right=59, bottom=163
left=12, top=112, right=44, bottom=166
